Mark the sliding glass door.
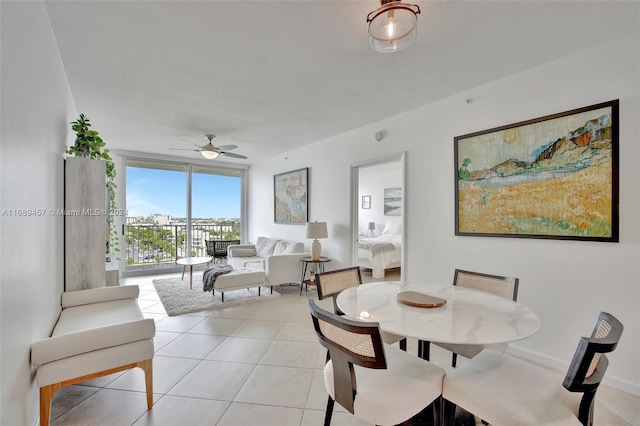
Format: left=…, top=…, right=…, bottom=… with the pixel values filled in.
left=124, top=158, right=243, bottom=273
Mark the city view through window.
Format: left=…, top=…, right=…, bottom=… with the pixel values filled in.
left=125, top=160, right=242, bottom=270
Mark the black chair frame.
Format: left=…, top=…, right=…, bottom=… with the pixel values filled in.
left=205, top=239, right=240, bottom=263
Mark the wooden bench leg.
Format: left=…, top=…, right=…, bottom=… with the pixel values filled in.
left=39, top=383, right=61, bottom=426
left=137, top=359, right=153, bottom=409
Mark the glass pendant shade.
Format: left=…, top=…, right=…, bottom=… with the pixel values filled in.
left=367, top=1, right=420, bottom=53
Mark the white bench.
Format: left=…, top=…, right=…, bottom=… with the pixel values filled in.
left=213, top=269, right=268, bottom=302
left=31, top=285, right=155, bottom=426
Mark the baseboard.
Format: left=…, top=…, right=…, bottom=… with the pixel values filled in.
left=508, top=344, right=640, bottom=396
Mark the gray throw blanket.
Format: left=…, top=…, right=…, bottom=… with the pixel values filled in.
left=359, top=240, right=396, bottom=257
left=203, top=264, right=233, bottom=292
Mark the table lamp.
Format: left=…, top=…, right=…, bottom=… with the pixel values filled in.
left=368, top=222, right=375, bottom=237
left=305, top=221, right=328, bottom=260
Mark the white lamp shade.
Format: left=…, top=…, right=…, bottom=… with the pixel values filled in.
left=305, top=221, right=328, bottom=239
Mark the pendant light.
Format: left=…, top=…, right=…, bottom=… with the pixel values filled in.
left=367, top=0, right=421, bottom=53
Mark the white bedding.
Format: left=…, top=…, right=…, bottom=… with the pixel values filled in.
left=358, top=234, right=401, bottom=278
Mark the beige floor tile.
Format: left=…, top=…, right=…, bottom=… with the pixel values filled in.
left=52, top=389, right=150, bottom=426
left=106, top=355, right=200, bottom=394
left=206, top=336, right=272, bottom=364
left=132, top=395, right=230, bottom=425
left=143, top=312, right=168, bottom=323
left=301, top=408, right=371, bottom=426
left=217, top=402, right=304, bottom=426
left=50, top=385, right=99, bottom=422
left=274, top=321, right=317, bottom=342
left=248, top=303, right=292, bottom=322
left=234, top=364, right=315, bottom=408
left=305, top=369, right=347, bottom=413
left=259, top=340, right=323, bottom=369
left=154, top=315, right=205, bottom=332
left=206, top=303, right=260, bottom=319
left=156, top=333, right=225, bottom=359
left=153, top=331, right=182, bottom=352
left=186, top=316, right=244, bottom=336
left=230, top=319, right=285, bottom=339
left=167, top=360, right=255, bottom=401
left=597, top=384, right=640, bottom=424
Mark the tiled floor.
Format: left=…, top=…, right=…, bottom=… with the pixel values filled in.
left=49, top=269, right=640, bottom=425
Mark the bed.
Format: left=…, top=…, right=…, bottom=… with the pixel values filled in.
left=357, top=221, right=402, bottom=278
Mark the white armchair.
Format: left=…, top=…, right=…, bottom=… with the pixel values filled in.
left=227, top=236, right=308, bottom=287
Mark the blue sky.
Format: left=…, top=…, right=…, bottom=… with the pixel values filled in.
left=126, top=167, right=241, bottom=218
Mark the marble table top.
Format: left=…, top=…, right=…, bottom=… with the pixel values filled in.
left=336, top=281, right=541, bottom=345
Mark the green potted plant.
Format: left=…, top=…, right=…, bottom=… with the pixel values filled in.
left=66, top=113, right=120, bottom=260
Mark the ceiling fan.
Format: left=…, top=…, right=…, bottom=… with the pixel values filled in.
left=170, top=134, right=247, bottom=160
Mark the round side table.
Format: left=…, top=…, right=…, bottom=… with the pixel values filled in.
left=299, top=256, right=331, bottom=295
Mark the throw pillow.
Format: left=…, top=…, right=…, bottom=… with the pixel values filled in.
left=273, top=240, right=304, bottom=255
left=255, top=237, right=278, bottom=257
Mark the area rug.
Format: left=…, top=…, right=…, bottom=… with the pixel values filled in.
left=152, top=274, right=280, bottom=316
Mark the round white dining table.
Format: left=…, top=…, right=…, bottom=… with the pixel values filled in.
left=336, top=281, right=541, bottom=346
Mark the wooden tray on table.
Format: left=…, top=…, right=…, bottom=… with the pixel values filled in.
left=397, top=291, right=446, bottom=308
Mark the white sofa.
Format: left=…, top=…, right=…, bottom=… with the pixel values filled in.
left=227, top=236, right=308, bottom=287
left=31, top=285, right=155, bottom=426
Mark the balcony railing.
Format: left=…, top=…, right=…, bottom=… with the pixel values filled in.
left=125, top=222, right=240, bottom=268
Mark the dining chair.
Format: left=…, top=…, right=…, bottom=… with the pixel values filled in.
left=442, top=311, right=623, bottom=426
left=308, top=299, right=445, bottom=426
left=315, top=266, right=407, bottom=351
left=420, top=269, right=519, bottom=366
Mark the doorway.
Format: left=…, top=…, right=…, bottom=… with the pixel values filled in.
left=351, top=153, right=405, bottom=282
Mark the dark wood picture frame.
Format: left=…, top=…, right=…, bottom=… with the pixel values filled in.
left=274, top=167, right=308, bottom=224
left=455, top=99, right=619, bottom=242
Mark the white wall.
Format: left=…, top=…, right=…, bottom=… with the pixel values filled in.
left=359, top=162, right=402, bottom=236
left=248, top=34, right=640, bottom=394
left=0, top=2, right=76, bottom=424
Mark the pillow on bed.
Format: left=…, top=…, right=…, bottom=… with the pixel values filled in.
left=382, top=221, right=402, bottom=235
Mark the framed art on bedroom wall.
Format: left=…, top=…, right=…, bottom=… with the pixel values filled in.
left=455, top=99, right=619, bottom=242
left=362, top=195, right=371, bottom=209
left=384, top=187, right=402, bottom=216
left=274, top=167, right=308, bottom=224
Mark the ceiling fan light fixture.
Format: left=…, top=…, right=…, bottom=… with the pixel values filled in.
left=201, top=150, right=219, bottom=159
left=367, top=0, right=421, bottom=53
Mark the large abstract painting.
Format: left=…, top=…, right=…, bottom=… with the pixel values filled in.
left=455, top=100, right=619, bottom=242
left=274, top=167, right=308, bottom=224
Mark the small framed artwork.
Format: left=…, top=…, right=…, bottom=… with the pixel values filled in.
left=274, top=167, right=308, bottom=224
left=362, top=195, right=371, bottom=209
left=384, top=187, right=402, bottom=216
left=455, top=99, right=619, bottom=242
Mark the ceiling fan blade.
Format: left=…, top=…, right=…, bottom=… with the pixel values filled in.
left=220, top=151, right=247, bottom=159
left=170, top=148, right=201, bottom=152
left=216, top=144, right=238, bottom=151
left=178, top=138, right=203, bottom=148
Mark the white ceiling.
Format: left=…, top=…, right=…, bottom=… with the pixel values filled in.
left=44, top=1, right=639, bottom=165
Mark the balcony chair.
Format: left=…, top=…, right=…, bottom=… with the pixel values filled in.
left=442, top=311, right=623, bottom=426
left=420, top=269, right=519, bottom=366
left=315, top=266, right=407, bottom=351
left=205, top=239, right=240, bottom=263
left=307, top=299, right=445, bottom=426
